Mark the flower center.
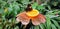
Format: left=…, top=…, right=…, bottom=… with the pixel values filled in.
left=26, top=9, right=39, bottom=17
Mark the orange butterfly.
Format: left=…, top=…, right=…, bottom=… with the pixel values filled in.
left=16, top=4, right=46, bottom=25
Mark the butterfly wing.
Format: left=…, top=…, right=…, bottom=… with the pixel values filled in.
left=16, top=12, right=30, bottom=25
left=31, top=14, right=46, bottom=25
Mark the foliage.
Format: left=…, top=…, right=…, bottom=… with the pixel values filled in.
left=0, top=0, right=60, bottom=29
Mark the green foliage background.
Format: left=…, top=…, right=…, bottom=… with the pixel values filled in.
left=0, top=0, right=60, bottom=29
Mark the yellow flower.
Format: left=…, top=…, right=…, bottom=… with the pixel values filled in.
left=26, top=9, right=39, bottom=17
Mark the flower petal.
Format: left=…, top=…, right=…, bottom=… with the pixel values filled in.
left=38, top=14, right=46, bottom=23
left=16, top=12, right=30, bottom=25
left=31, top=14, right=46, bottom=25
left=16, top=17, right=20, bottom=22
left=31, top=17, right=41, bottom=25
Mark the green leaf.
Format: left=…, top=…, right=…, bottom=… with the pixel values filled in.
left=22, top=0, right=29, bottom=4
left=34, top=26, right=39, bottom=29
left=39, top=24, right=45, bottom=29
left=14, top=26, right=19, bottom=29
left=0, top=26, right=2, bottom=29
left=51, top=19, right=60, bottom=29
left=30, top=26, right=34, bottom=29
left=0, top=9, right=4, bottom=14
left=46, top=15, right=51, bottom=29
left=32, top=2, right=38, bottom=9
left=51, top=24, right=57, bottom=29
left=37, top=5, right=45, bottom=10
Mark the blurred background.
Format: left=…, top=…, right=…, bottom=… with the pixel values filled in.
left=0, top=0, right=60, bottom=29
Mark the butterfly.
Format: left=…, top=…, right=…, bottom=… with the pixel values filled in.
left=16, top=4, right=46, bottom=25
